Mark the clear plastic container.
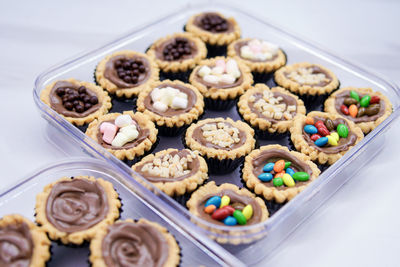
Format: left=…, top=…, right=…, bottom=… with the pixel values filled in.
left=0, top=158, right=243, bottom=267
left=32, top=1, right=400, bottom=265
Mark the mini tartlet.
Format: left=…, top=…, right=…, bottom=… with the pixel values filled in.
left=238, top=84, right=306, bottom=138
left=136, top=80, right=204, bottom=136
left=95, top=50, right=159, bottom=98
left=290, top=111, right=364, bottom=165
left=40, top=78, right=112, bottom=126
left=189, top=57, right=253, bottom=110
left=242, top=144, right=320, bottom=203
left=132, top=148, right=208, bottom=196
left=85, top=111, right=158, bottom=161
left=0, top=214, right=51, bottom=267
left=227, top=38, right=286, bottom=73
left=274, top=62, right=339, bottom=105
left=324, top=87, right=393, bottom=134
left=185, top=12, right=241, bottom=46
left=90, top=219, right=180, bottom=267
left=147, top=32, right=207, bottom=73
left=35, top=176, right=121, bottom=245
left=184, top=117, right=255, bottom=174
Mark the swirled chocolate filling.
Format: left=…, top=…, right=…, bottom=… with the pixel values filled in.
left=101, top=222, right=169, bottom=267
left=284, top=65, right=332, bottom=87
left=334, top=90, right=385, bottom=123
left=45, top=178, right=109, bottom=233
left=49, top=81, right=101, bottom=118
left=194, top=12, right=233, bottom=33
left=196, top=190, right=262, bottom=226
left=155, top=37, right=197, bottom=62
left=303, top=116, right=358, bottom=154
left=0, top=221, right=33, bottom=267
left=252, top=149, right=312, bottom=190
left=143, top=83, right=197, bottom=117
left=104, top=55, right=150, bottom=88
left=234, top=40, right=279, bottom=62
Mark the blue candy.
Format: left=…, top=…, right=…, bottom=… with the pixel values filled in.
left=205, top=196, right=221, bottom=208
left=262, top=162, right=275, bottom=172
left=286, top=167, right=295, bottom=177
left=258, top=172, right=273, bottom=182
left=315, top=137, right=328, bottom=147
left=304, top=125, right=318, bottom=134
left=223, top=216, right=237, bottom=226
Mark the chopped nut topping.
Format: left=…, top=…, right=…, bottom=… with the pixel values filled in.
left=286, top=67, right=330, bottom=85
left=201, top=123, right=240, bottom=148
left=251, top=90, right=296, bottom=120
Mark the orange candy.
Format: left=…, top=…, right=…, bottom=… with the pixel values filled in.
left=274, top=171, right=286, bottom=178
left=349, top=104, right=358, bottom=118
left=305, top=117, right=314, bottom=125
left=273, top=159, right=285, bottom=173
left=204, top=205, right=216, bottom=214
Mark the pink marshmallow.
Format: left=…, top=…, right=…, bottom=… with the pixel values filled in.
left=215, top=59, right=226, bottom=71
left=249, top=43, right=262, bottom=53
left=131, top=120, right=137, bottom=126
left=100, top=122, right=118, bottom=144
left=100, top=122, right=115, bottom=133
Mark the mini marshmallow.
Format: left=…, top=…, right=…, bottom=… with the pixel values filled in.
left=215, top=59, right=226, bottom=70
left=211, top=66, right=224, bottom=75
left=115, top=114, right=133, bottom=128
left=171, top=97, right=188, bottom=109
left=198, top=66, right=211, bottom=77
left=249, top=42, right=262, bottom=53
left=111, top=132, right=129, bottom=147
left=230, top=69, right=241, bottom=79
left=153, top=101, right=168, bottom=112
left=220, top=74, right=236, bottom=84
left=226, top=59, right=239, bottom=74
left=100, top=122, right=116, bottom=134
left=119, top=125, right=139, bottom=140
left=100, top=122, right=118, bottom=145
left=203, top=74, right=220, bottom=84
left=177, top=92, right=188, bottom=99
left=240, top=46, right=253, bottom=59
left=150, top=87, right=161, bottom=101
left=261, top=41, right=279, bottom=54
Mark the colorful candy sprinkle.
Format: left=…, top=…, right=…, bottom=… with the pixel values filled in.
left=273, top=160, right=285, bottom=173
left=282, top=174, right=295, bottom=187
left=204, top=205, right=216, bottom=214
left=350, top=90, right=360, bottom=102
left=233, top=210, right=247, bottom=225
left=262, top=162, right=275, bottom=172
left=242, top=205, right=253, bottom=220
left=314, top=137, right=328, bottom=147
left=349, top=104, right=358, bottom=118
left=286, top=167, right=295, bottom=177
left=273, top=177, right=283, bottom=187
left=360, top=95, right=371, bottom=107
left=223, top=216, right=237, bottom=226
left=220, top=195, right=230, bottom=208
left=205, top=196, right=221, bottom=208
left=292, top=172, right=310, bottom=181
left=337, top=124, right=349, bottom=138
left=258, top=172, right=273, bottom=182
left=304, top=124, right=318, bottom=134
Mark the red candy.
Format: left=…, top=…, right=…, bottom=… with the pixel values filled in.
left=340, top=104, right=349, bottom=115
left=212, top=208, right=230, bottom=220
left=223, top=206, right=235, bottom=214
left=314, top=120, right=325, bottom=128
left=370, top=95, right=380, bottom=104
left=311, top=134, right=321, bottom=141
left=318, top=127, right=330, bottom=137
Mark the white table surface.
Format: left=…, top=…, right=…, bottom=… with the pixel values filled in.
left=1, top=0, right=399, bottom=266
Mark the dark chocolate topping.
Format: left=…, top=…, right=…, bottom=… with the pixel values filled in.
left=248, top=91, right=297, bottom=123
left=194, top=12, right=233, bottom=33
left=101, top=222, right=169, bottom=267
left=251, top=149, right=312, bottom=190
left=192, top=122, right=247, bottom=151
left=143, top=83, right=197, bottom=117
left=196, top=189, right=262, bottom=226
left=303, top=116, right=358, bottom=154
left=195, top=65, right=243, bottom=89
left=334, top=90, right=386, bottom=122
left=234, top=40, right=279, bottom=62
left=49, top=81, right=101, bottom=118
left=0, top=221, right=33, bottom=267
left=45, top=178, right=109, bottom=233
left=97, top=119, right=150, bottom=150
left=136, top=150, right=200, bottom=183
left=104, top=55, right=150, bottom=88
left=284, top=65, right=332, bottom=87
left=155, top=37, right=197, bottom=62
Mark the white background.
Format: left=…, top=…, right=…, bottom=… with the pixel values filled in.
left=0, top=0, right=399, bottom=266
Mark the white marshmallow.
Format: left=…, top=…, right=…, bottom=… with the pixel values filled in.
left=171, top=97, right=188, bottom=109
left=153, top=101, right=168, bottom=112
left=211, top=66, right=224, bottom=75
left=150, top=87, right=161, bottom=101
left=215, top=59, right=226, bottom=70
left=261, top=41, right=279, bottom=54
left=226, top=59, right=239, bottom=74
left=231, top=69, right=241, bottom=79
left=119, top=124, right=137, bottom=134
left=240, top=46, right=253, bottom=59
left=220, top=74, right=236, bottom=84
left=198, top=66, right=211, bottom=77
left=203, top=74, right=220, bottom=84
left=115, top=114, right=133, bottom=128
left=177, top=92, right=188, bottom=99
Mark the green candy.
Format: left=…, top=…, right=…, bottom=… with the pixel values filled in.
left=284, top=161, right=291, bottom=169
left=292, top=172, right=310, bottom=181
left=350, top=90, right=360, bottom=102
left=337, top=124, right=349, bottom=138
left=360, top=95, right=371, bottom=107
left=273, top=177, right=284, bottom=187
left=233, top=210, right=247, bottom=225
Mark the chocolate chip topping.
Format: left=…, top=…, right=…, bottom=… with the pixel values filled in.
left=251, top=149, right=312, bottom=190
left=196, top=190, right=262, bottom=226
left=158, top=37, right=197, bottom=61
left=303, top=116, right=358, bottom=154
left=334, top=90, right=386, bottom=123
left=234, top=40, right=279, bottom=62
left=45, top=178, right=109, bottom=233
left=0, top=221, right=33, bottom=267
left=196, top=13, right=229, bottom=33
left=104, top=55, right=150, bottom=88
left=49, top=81, right=101, bottom=118
left=101, top=222, right=169, bottom=267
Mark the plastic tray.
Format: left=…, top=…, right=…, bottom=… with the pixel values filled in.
left=32, top=1, right=400, bottom=265
left=0, top=158, right=243, bottom=267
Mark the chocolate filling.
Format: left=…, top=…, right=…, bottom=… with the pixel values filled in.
left=0, top=221, right=33, bottom=267
left=196, top=190, right=262, bottom=226
left=101, top=222, right=169, bottom=267
left=104, top=55, right=150, bottom=88
left=284, top=65, right=332, bottom=87
left=193, top=12, right=234, bottom=33
left=334, top=90, right=386, bottom=123
left=195, top=65, right=243, bottom=89
left=248, top=91, right=297, bottom=123
left=192, top=122, right=247, bottom=151
left=136, top=150, right=200, bottom=183
left=251, top=149, right=312, bottom=190
left=234, top=40, right=279, bottom=62
left=303, top=116, right=358, bottom=154
left=96, top=119, right=150, bottom=150
left=45, top=179, right=109, bottom=233
left=143, top=83, right=197, bottom=117
left=154, top=37, right=198, bottom=62
left=49, top=81, right=101, bottom=118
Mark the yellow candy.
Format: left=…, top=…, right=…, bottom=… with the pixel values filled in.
left=282, top=173, right=295, bottom=187
left=242, top=204, right=253, bottom=220
left=327, top=135, right=338, bottom=146
left=220, top=195, right=230, bottom=208
left=331, top=132, right=339, bottom=142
